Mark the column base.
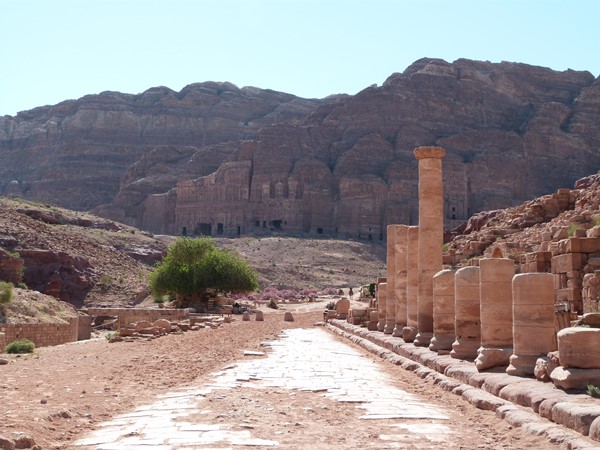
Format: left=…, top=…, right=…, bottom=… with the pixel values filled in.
left=506, top=353, right=539, bottom=376
left=384, top=319, right=395, bottom=335
left=475, top=347, right=512, bottom=371
left=402, top=326, right=417, bottom=342
left=392, top=324, right=406, bottom=337
left=377, top=319, right=386, bottom=332
left=429, top=333, right=454, bottom=352
left=413, top=331, right=433, bottom=347
left=450, top=340, right=479, bottom=360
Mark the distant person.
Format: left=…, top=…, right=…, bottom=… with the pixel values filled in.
left=348, top=287, right=353, bottom=298
left=338, top=289, right=344, bottom=296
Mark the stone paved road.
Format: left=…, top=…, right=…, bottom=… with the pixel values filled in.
left=72, top=328, right=516, bottom=449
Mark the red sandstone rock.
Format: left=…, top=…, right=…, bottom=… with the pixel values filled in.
left=2, top=60, right=600, bottom=238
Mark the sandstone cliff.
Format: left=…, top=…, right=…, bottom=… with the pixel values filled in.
left=0, top=82, right=321, bottom=223
left=172, top=58, right=600, bottom=239
left=1, top=58, right=600, bottom=239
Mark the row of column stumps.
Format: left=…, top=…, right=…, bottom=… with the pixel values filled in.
left=375, top=145, right=558, bottom=377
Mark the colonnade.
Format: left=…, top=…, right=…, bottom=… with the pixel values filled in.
left=372, top=146, right=557, bottom=375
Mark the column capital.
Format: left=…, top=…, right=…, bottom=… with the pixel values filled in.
left=414, top=146, right=446, bottom=160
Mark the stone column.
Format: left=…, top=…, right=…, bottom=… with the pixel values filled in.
left=384, top=225, right=396, bottom=334
left=402, top=226, right=419, bottom=342
left=475, top=258, right=515, bottom=371
left=414, top=146, right=446, bottom=347
left=429, top=268, right=456, bottom=352
left=507, top=273, right=557, bottom=376
left=393, top=225, right=409, bottom=337
left=377, top=282, right=388, bottom=332
left=451, top=266, right=480, bottom=360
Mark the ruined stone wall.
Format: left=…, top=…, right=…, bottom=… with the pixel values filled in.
left=86, top=308, right=189, bottom=329
left=0, top=317, right=78, bottom=348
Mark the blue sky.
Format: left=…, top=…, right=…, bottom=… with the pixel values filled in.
left=1, top=0, right=598, bottom=116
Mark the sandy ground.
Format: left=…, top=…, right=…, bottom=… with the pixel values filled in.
left=0, top=300, right=563, bottom=450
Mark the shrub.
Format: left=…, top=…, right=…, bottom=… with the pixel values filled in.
left=99, top=274, right=113, bottom=284
left=594, top=215, right=600, bottom=227
left=320, top=287, right=338, bottom=296
left=567, top=223, right=582, bottom=237
left=0, top=281, right=14, bottom=304
left=588, top=384, right=600, bottom=398
left=6, top=338, right=35, bottom=354
left=17, top=282, right=27, bottom=289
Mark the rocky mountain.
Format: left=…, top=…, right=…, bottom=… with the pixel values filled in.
left=0, top=82, right=321, bottom=220
left=1, top=58, right=600, bottom=239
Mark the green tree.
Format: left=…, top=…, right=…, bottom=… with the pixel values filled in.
left=149, top=237, right=258, bottom=307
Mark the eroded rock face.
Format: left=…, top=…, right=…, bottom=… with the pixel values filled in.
left=19, top=249, right=95, bottom=307
left=0, top=82, right=321, bottom=229
left=2, top=59, right=600, bottom=238
left=173, top=59, right=600, bottom=238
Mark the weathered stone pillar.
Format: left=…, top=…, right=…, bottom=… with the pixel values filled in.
left=507, top=273, right=557, bottom=376
left=376, top=277, right=387, bottom=331
left=377, top=282, right=388, bottom=332
left=429, top=268, right=456, bottom=352
left=475, top=258, right=514, bottom=371
left=402, top=226, right=419, bottom=342
left=414, top=146, right=445, bottom=347
left=393, top=225, right=409, bottom=337
left=451, top=266, right=480, bottom=360
left=384, top=225, right=396, bottom=334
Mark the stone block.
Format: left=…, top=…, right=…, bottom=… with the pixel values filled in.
left=552, top=253, right=585, bottom=273
left=556, top=288, right=582, bottom=303
left=567, top=237, right=600, bottom=254
left=550, top=401, right=600, bottom=435
left=558, top=327, right=600, bottom=369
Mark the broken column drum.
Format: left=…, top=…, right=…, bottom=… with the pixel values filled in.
left=402, top=226, right=419, bottom=342
left=451, top=266, right=481, bottom=360
left=475, top=258, right=515, bottom=371
left=507, top=273, right=557, bottom=376
left=429, top=268, right=456, bottom=352
left=385, top=225, right=397, bottom=334
left=414, top=146, right=446, bottom=347
left=393, top=225, right=409, bottom=337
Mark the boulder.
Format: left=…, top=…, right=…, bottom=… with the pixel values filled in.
left=255, top=310, right=264, bottom=321
left=283, top=312, right=294, bottom=322
left=242, top=311, right=250, bottom=321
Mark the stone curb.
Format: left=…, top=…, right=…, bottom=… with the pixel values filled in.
left=325, top=320, right=600, bottom=450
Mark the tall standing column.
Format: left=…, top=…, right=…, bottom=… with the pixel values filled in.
left=402, top=226, right=419, bottom=342
left=414, top=146, right=446, bottom=347
left=376, top=277, right=387, bottom=331
left=393, top=225, right=409, bottom=337
left=385, top=225, right=396, bottom=334
left=475, top=258, right=515, bottom=371
left=430, top=268, right=457, bottom=352
left=377, top=282, right=388, bottom=332
left=451, top=266, right=481, bottom=360
left=507, top=273, right=557, bottom=376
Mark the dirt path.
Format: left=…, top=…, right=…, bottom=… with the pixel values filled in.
left=0, top=303, right=565, bottom=449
